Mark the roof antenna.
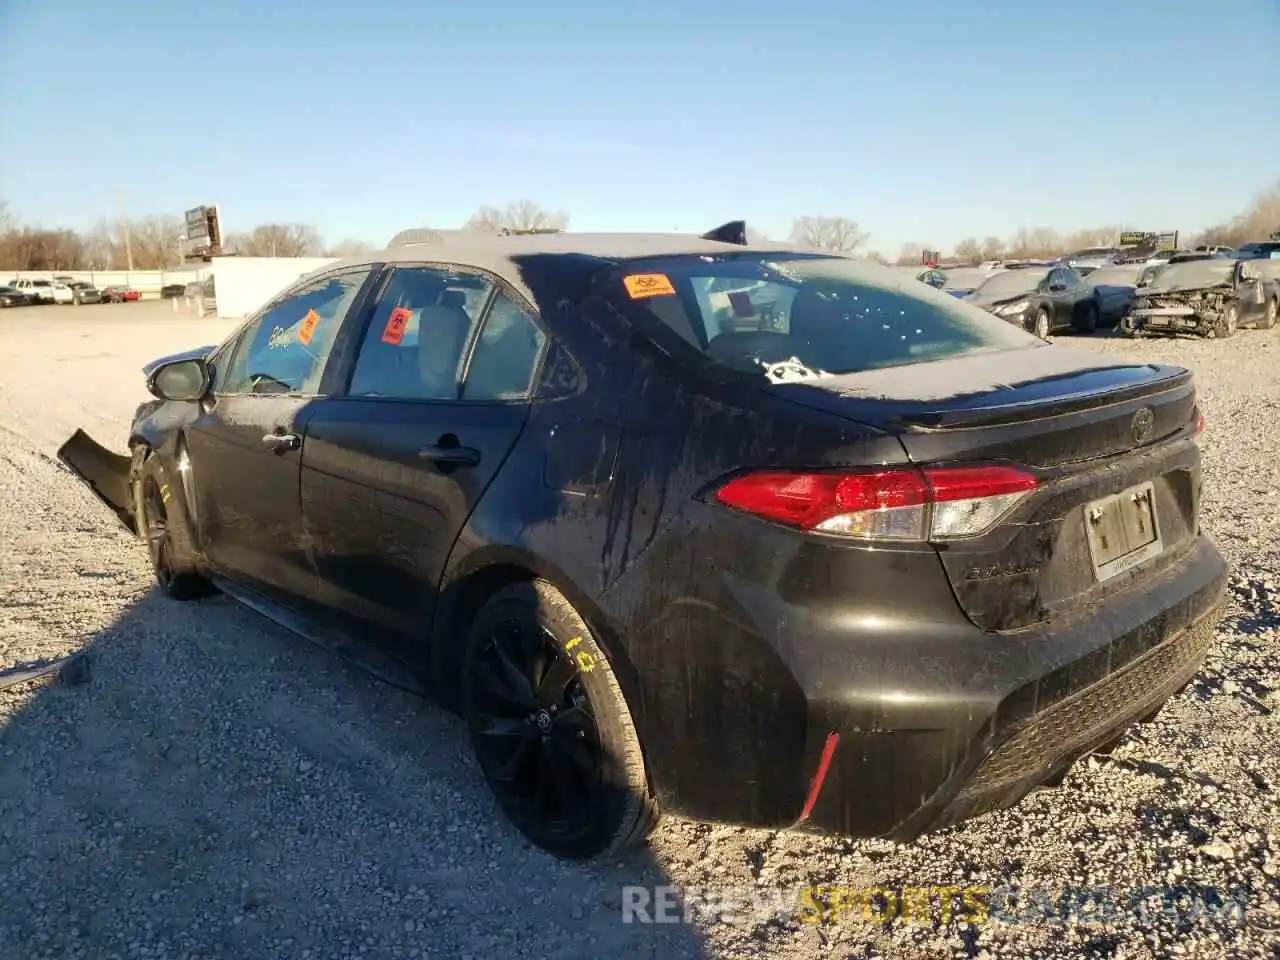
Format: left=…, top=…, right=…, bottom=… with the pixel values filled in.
left=700, top=220, right=748, bottom=245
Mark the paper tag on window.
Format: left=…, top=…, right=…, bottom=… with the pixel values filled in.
left=623, top=274, right=676, bottom=299
left=382, top=306, right=410, bottom=345
left=297, top=309, right=320, bottom=345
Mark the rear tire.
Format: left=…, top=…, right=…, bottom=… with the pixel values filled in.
left=133, top=451, right=215, bottom=601
left=463, top=579, right=657, bottom=860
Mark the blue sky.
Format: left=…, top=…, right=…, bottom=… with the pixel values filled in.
left=1, top=0, right=1277, bottom=254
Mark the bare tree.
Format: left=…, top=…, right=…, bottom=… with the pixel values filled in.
left=325, top=238, right=376, bottom=258
left=225, top=224, right=323, bottom=257
left=979, top=236, right=1004, bottom=261
left=953, top=237, right=983, bottom=265
left=464, top=199, right=568, bottom=234
left=0, top=227, right=87, bottom=270
left=862, top=250, right=890, bottom=265
left=788, top=216, right=868, bottom=255
left=1191, top=180, right=1280, bottom=248
left=744, top=225, right=769, bottom=244
left=126, top=215, right=185, bottom=269
left=895, top=242, right=928, bottom=266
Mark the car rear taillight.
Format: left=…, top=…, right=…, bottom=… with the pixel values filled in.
left=713, top=465, right=1039, bottom=542
left=1194, top=409, right=1205, bottom=437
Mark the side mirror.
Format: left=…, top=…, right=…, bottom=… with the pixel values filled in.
left=147, top=357, right=211, bottom=402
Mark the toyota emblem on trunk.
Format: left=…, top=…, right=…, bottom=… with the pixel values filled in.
left=1131, top=407, right=1155, bottom=445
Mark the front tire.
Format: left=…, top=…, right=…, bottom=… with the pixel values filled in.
left=1073, top=300, right=1099, bottom=335
left=133, top=451, right=215, bottom=601
left=1259, top=297, right=1278, bottom=330
left=1208, top=304, right=1238, bottom=339
left=463, top=579, right=657, bottom=860
left=1033, top=308, right=1052, bottom=340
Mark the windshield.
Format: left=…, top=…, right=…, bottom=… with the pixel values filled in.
left=1086, top=266, right=1141, bottom=286
left=32, top=280, right=51, bottom=288
left=1143, top=260, right=1235, bottom=291
left=603, top=253, right=1038, bottom=380
left=972, top=268, right=1048, bottom=297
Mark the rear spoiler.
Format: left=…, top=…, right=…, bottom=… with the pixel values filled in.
left=700, top=220, right=749, bottom=245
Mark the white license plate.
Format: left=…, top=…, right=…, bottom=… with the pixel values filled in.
left=1085, top=481, right=1162, bottom=581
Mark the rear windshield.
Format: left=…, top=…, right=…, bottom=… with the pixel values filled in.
left=602, top=253, right=1038, bottom=380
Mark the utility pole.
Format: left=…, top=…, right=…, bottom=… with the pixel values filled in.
left=117, top=187, right=134, bottom=270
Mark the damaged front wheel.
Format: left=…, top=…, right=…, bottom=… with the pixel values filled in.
left=134, top=452, right=215, bottom=601
left=1207, top=304, right=1238, bottom=340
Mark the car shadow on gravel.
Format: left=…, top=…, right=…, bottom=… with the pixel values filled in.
left=0, top=588, right=709, bottom=959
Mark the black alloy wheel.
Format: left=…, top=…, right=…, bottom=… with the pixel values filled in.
left=469, top=616, right=603, bottom=843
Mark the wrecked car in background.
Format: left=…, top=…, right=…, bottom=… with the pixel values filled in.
left=1084, top=264, right=1143, bottom=327
left=965, top=264, right=1100, bottom=338
left=56, top=225, right=1227, bottom=863
left=1122, top=258, right=1280, bottom=338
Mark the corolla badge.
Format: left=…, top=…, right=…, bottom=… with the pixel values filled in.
left=1131, top=407, right=1155, bottom=445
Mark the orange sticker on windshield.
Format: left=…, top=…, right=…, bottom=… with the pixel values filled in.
left=297, top=309, right=319, bottom=345
left=623, top=274, right=676, bottom=299
left=381, top=306, right=410, bottom=345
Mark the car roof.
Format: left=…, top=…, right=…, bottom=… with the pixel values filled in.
left=305, top=229, right=851, bottom=305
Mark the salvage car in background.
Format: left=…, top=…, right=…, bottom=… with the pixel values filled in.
left=1228, top=240, right=1280, bottom=261
left=8, top=278, right=56, bottom=303
left=1061, top=247, right=1120, bottom=275
left=940, top=267, right=994, bottom=298
left=102, top=285, right=141, bottom=303
left=965, top=264, right=1100, bottom=338
left=1123, top=258, right=1279, bottom=338
left=0, top=285, right=31, bottom=307
left=1084, top=264, right=1143, bottom=326
left=57, top=226, right=1226, bottom=861
left=68, top=281, right=102, bottom=304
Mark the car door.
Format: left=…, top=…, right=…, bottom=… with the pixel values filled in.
left=1042, top=268, right=1072, bottom=329
left=299, top=264, right=547, bottom=661
left=182, top=266, right=378, bottom=602
left=1235, top=261, right=1266, bottom=324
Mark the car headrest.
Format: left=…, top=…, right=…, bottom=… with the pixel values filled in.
left=415, top=305, right=472, bottom=385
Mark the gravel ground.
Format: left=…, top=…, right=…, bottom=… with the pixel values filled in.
left=1, top=304, right=1277, bottom=960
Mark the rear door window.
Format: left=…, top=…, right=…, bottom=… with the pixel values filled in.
left=345, top=266, right=494, bottom=400
left=603, top=253, right=1038, bottom=379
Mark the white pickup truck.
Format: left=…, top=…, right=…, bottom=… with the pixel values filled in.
left=7, top=278, right=75, bottom=304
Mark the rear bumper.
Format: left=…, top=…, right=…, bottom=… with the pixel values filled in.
left=622, top=511, right=1228, bottom=838
left=795, top=534, right=1228, bottom=840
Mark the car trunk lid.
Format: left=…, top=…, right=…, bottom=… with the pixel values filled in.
left=771, top=344, right=1202, bottom=631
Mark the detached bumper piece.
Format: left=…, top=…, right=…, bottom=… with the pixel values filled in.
left=56, top=429, right=137, bottom=534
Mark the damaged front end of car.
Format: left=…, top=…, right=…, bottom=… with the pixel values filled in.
left=56, top=428, right=146, bottom=534
left=56, top=343, right=217, bottom=534
left=1123, top=286, right=1237, bottom=339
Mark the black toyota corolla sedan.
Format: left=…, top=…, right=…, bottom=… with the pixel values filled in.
left=59, top=223, right=1228, bottom=860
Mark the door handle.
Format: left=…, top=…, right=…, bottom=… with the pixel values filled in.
left=262, top=432, right=300, bottom=452
left=418, top=444, right=480, bottom=467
